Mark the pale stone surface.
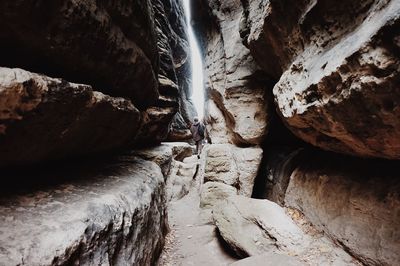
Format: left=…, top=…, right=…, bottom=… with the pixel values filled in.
left=285, top=153, right=400, bottom=266
left=0, top=67, right=140, bottom=167
left=166, top=156, right=199, bottom=201
left=213, top=195, right=358, bottom=265
left=132, top=144, right=174, bottom=177
left=242, top=0, right=400, bottom=159
left=200, top=181, right=237, bottom=209
left=231, top=253, right=305, bottom=266
left=193, top=0, right=269, bottom=145
left=204, top=144, right=262, bottom=197
left=0, top=156, right=167, bottom=265
left=162, top=142, right=194, bottom=162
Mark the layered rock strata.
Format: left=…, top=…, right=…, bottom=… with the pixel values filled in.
left=0, top=155, right=168, bottom=265
left=0, top=0, right=194, bottom=166
left=192, top=0, right=269, bottom=145
left=203, top=144, right=262, bottom=197
left=285, top=153, right=400, bottom=266
left=213, top=195, right=357, bottom=265
left=0, top=67, right=140, bottom=167
left=241, top=0, right=400, bottom=159
left=0, top=0, right=159, bottom=109
left=138, top=0, right=196, bottom=144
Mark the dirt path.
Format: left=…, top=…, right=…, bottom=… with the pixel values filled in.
left=158, top=155, right=238, bottom=266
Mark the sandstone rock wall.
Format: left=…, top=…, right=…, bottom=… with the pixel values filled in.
left=193, top=0, right=400, bottom=265
left=284, top=153, right=400, bottom=266
left=192, top=0, right=269, bottom=146
left=0, top=0, right=159, bottom=109
left=0, top=0, right=194, bottom=166
left=241, top=0, right=400, bottom=159
left=0, top=155, right=168, bottom=265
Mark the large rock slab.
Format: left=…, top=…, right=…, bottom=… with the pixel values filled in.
left=213, top=195, right=358, bottom=265
left=243, top=0, right=400, bottom=159
left=231, top=253, right=304, bottom=266
left=213, top=196, right=306, bottom=258
left=285, top=152, right=400, bottom=265
left=0, top=67, right=140, bottom=167
left=0, top=0, right=159, bottom=109
left=204, top=144, right=262, bottom=197
left=200, top=181, right=237, bottom=209
left=0, top=156, right=167, bottom=265
left=192, top=0, right=269, bottom=145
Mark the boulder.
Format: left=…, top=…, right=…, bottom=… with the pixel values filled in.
left=213, top=195, right=357, bottom=265
left=0, top=156, right=167, bottom=265
left=285, top=152, right=400, bottom=265
left=200, top=181, right=237, bottom=209
left=166, top=156, right=199, bottom=201
left=0, top=67, right=140, bottom=167
left=132, top=144, right=174, bottom=177
left=204, top=144, right=262, bottom=197
left=192, top=0, right=269, bottom=145
left=231, top=253, right=305, bottom=266
left=0, top=0, right=159, bottom=109
left=212, top=196, right=305, bottom=258
left=243, top=0, right=400, bottom=159
left=162, top=142, right=194, bottom=161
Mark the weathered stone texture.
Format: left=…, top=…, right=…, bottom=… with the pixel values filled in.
left=212, top=195, right=357, bottom=265
left=192, top=0, right=269, bottom=145
left=242, top=0, right=400, bottom=159
left=203, top=144, right=262, bottom=197
left=285, top=154, right=400, bottom=266
left=0, top=67, right=140, bottom=167
left=0, top=156, right=167, bottom=265
left=0, top=0, right=159, bottom=109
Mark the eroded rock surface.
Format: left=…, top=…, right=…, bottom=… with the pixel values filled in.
left=0, top=67, right=140, bottom=167
left=192, top=0, right=269, bottom=145
left=285, top=153, right=400, bottom=266
left=0, top=0, right=159, bottom=109
left=203, top=144, right=262, bottom=197
left=213, top=195, right=358, bottom=265
left=0, top=156, right=167, bottom=265
left=242, top=0, right=400, bottom=159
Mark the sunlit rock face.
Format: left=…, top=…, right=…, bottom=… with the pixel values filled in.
left=241, top=0, right=400, bottom=159
left=192, top=0, right=270, bottom=146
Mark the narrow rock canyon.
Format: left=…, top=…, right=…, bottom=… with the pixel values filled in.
left=0, top=0, right=399, bottom=265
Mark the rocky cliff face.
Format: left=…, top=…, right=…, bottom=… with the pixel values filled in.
left=0, top=153, right=169, bottom=265
left=193, top=0, right=400, bottom=265
left=0, top=0, right=194, bottom=166
left=192, top=0, right=270, bottom=146
left=0, top=0, right=192, bottom=264
left=241, top=0, right=400, bottom=159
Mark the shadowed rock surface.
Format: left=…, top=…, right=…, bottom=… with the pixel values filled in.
left=0, top=155, right=167, bottom=265
left=0, top=0, right=159, bottom=109
left=0, top=67, right=140, bottom=167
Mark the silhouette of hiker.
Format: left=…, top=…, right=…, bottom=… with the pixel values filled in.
left=190, top=117, right=205, bottom=158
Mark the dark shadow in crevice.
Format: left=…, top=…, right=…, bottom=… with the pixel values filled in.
left=0, top=147, right=142, bottom=198
left=214, top=227, right=243, bottom=260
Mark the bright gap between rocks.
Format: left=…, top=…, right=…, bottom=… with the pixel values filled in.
left=183, top=0, right=205, bottom=120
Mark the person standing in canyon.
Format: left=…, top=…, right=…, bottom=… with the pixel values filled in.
left=190, top=117, right=205, bottom=158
